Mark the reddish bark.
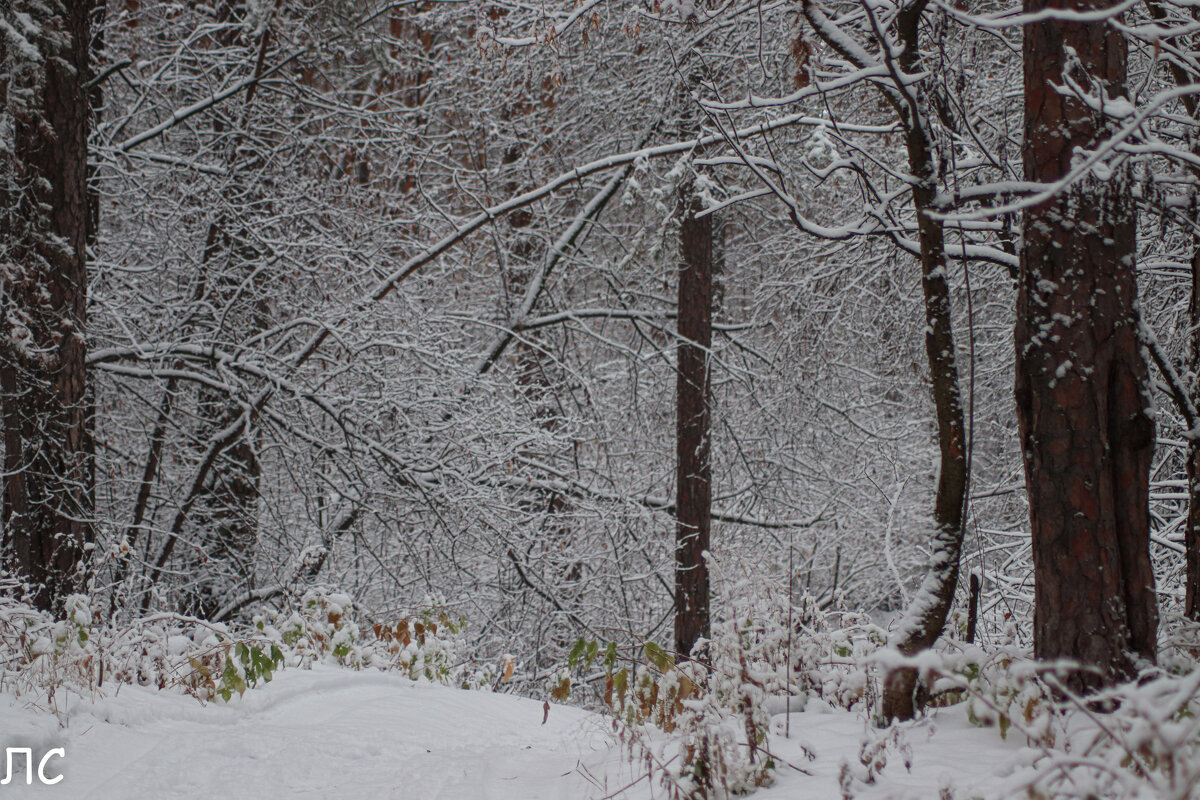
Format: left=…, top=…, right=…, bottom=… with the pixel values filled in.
left=0, top=0, right=94, bottom=612
left=1018, top=0, right=1157, bottom=686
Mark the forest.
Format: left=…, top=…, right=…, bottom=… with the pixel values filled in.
left=3, top=0, right=1200, bottom=797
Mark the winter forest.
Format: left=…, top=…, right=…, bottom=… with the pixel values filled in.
left=4, top=0, right=1200, bottom=797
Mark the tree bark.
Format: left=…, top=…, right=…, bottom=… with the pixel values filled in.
left=1018, top=0, right=1158, bottom=688
left=674, top=176, right=713, bottom=659
left=0, top=0, right=94, bottom=613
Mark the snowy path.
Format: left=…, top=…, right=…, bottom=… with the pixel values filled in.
left=0, top=667, right=1028, bottom=799
left=1, top=668, right=640, bottom=799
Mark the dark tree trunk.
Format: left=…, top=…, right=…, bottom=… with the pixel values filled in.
left=674, top=176, right=713, bottom=659
left=1018, top=0, right=1158, bottom=688
left=0, top=0, right=94, bottom=613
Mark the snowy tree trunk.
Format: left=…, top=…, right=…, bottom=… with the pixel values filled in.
left=0, top=0, right=94, bottom=612
left=674, top=174, right=713, bottom=659
left=878, top=2, right=969, bottom=722
left=798, top=0, right=970, bottom=719
left=1018, top=0, right=1158, bottom=687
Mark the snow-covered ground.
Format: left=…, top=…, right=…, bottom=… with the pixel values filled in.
left=0, top=667, right=1033, bottom=799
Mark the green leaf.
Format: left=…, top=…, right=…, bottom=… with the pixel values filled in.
left=603, top=641, right=618, bottom=670
left=221, top=655, right=248, bottom=697
left=568, top=638, right=587, bottom=670
left=613, top=667, right=629, bottom=700
left=644, top=641, right=673, bottom=672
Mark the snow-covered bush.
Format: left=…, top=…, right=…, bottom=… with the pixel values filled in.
left=595, top=638, right=773, bottom=800
left=367, top=601, right=483, bottom=685
left=538, top=583, right=897, bottom=798
left=272, top=589, right=366, bottom=668
left=0, top=588, right=96, bottom=707
left=1008, top=665, right=1200, bottom=800
left=0, top=586, right=285, bottom=710
left=958, top=647, right=1060, bottom=747
left=710, top=589, right=886, bottom=713
left=837, top=721, right=913, bottom=800
left=181, top=637, right=285, bottom=702
left=0, top=581, right=500, bottom=714
left=674, top=638, right=775, bottom=799
left=266, top=588, right=496, bottom=687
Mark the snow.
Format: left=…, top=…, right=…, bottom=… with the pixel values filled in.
left=2, top=667, right=627, bottom=799
left=0, top=666, right=1033, bottom=799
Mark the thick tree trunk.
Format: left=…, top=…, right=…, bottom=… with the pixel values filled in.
left=0, top=0, right=94, bottom=613
left=674, top=176, right=713, bottom=659
left=1018, top=0, right=1158, bottom=687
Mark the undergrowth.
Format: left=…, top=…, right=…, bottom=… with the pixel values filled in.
left=0, top=581, right=501, bottom=720
left=7, top=572, right=1200, bottom=800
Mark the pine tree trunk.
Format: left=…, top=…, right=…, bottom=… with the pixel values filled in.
left=1018, top=0, right=1158, bottom=687
left=0, top=0, right=94, bottom=613
left=674, top=176, right=713, bottom=659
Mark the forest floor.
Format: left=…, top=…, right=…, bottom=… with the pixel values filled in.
left=0, top=666, right=1032, bottom=799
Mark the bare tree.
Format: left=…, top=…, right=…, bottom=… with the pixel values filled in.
left=796, top=0, right=970, bottom=720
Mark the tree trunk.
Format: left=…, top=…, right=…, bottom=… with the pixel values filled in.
left=0, top=0, right=94, bottom=613
left=878, top=5, right=970, bottom=723
left=674, top=175, right=713, bottom=659
left=801, top=0, right=969, bottom=720
left=1018, top=0, right=1158, bottom=688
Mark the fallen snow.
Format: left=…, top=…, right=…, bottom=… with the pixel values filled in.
left=0, top=667, right=1033, bottom=799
